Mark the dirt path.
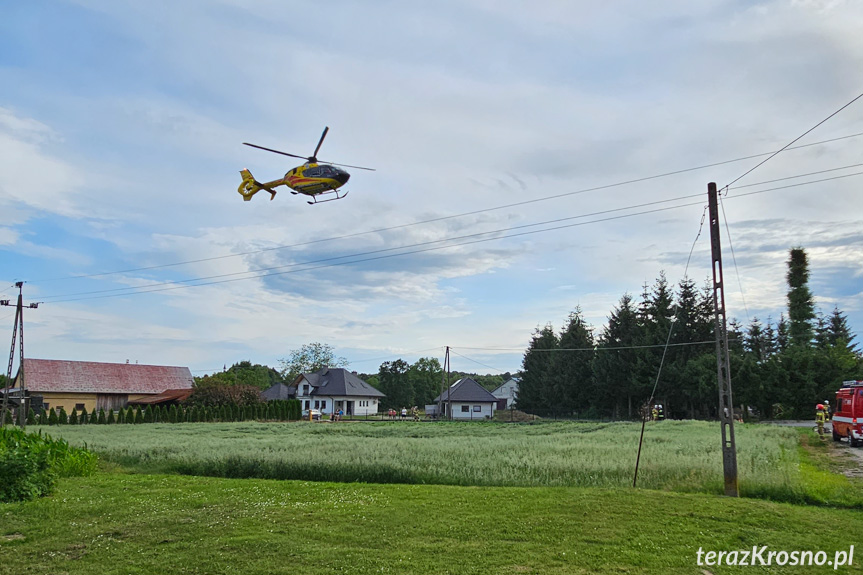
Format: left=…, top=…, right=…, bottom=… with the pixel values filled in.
left=831, top=438, right=863, bottom=479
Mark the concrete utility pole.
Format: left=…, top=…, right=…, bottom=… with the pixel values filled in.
left=438, top=346, right=451, bottom=420
left=1, top=282, right=39, bottom=427
left=707, top=182, right=739, bottom=497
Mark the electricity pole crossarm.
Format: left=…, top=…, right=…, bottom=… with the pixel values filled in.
left=708, top=183, right=739, bottom=497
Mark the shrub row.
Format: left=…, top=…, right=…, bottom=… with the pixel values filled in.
left=31, top=399, right=301, bottom=426
left=0, top=427, right=98, bottom=502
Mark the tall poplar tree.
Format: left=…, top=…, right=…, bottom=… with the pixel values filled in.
left=786, top=247, right=815, bottom=348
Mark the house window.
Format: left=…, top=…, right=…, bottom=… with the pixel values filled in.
left=304, top=400, right=310, bottom=409
left=473, top=405, right=481, bottom=412
left=314, top=400, right=320, bottom=409
left=321, top=401, right=326, bottom=410
left=303, top=385, right=309, bottom=395
left=461, top=405, right=470, bottom=413
left=75, top=403, right=85, bottom=412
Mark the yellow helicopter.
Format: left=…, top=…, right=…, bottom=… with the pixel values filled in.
left=238, top=127, right=374, bottom=204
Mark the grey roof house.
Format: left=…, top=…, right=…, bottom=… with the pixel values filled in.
left=293, top=367, right=385, bottom=417
left=432, top=377, right=498, bottom=420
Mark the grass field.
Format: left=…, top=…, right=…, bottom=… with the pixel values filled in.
left=30, top=419, right=834, bottom=502
left=2, top=473, right=863, bottom=574
left=3, top=420, right=862, bottom=574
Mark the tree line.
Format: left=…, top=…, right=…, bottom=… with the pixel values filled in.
left=517, top=248, right=862, bottom=420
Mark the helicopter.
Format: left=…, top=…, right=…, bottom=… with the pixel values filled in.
left=238, top=126, right=374, bottom=205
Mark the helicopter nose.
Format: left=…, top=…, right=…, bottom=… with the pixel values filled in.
left=335, top=171, right=350, bottom=185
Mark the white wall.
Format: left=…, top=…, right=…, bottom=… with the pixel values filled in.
left=448, top=402, right=494, bottom=420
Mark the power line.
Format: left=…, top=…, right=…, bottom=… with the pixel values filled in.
left=449, top=349, right=506, bottom=373
left=38, top=167, right=863, bottom=304
left=719, top=196, right=750, bottom=323
left=454, top=339, right=720, bottom=352
left=724, top=91, right=863, bottom=188
left=39, top=193, right=709, bottom=300
left=31, top=131, right=863, bottom=284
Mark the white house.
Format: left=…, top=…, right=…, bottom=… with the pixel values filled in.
left=491, top=378, right=520, bottom=409
left=431, top=377, right=497, bottom=420
left=293, top=368, right=385, bottom=417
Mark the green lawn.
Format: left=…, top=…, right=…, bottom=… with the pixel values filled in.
left=3, top=420, right=862, bottom=574
left=2, top=472, right=863, bottom=575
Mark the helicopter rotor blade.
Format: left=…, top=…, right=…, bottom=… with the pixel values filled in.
left=319, top=160, right=376, bottom=171
left=243, top=143, right=308, bottom=160
left=312, top=126, right=329, bottom=160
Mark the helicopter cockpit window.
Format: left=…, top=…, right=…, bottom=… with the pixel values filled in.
left=304, top=166, right=322, bottom=177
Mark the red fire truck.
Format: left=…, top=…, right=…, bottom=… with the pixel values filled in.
left=832, top=380, right=863, bottom=447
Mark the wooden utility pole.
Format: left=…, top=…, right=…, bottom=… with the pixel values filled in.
left=707, top=182, right=739, bottom=497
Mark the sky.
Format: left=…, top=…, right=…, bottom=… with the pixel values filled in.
left=1, top=0, right=862, bottom=378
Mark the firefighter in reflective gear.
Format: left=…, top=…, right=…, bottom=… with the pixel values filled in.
left=815, top=403, right=827, bottom=438
left=656, top=404, right=665, bottom=421
left=651, top=406, right=659, bottom=421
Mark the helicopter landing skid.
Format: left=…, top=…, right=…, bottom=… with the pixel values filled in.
left=307, top=190, right=349, bottom=205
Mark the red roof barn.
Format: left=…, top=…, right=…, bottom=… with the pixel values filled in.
left=14, top=358, right=194, bottom=413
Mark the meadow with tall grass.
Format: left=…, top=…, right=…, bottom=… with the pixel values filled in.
left=36, top=419, right=822, bottom=501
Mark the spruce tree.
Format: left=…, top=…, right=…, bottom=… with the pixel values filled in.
left=89, top=408, right=98, bottom=424
left=97, top=409, right=106, bottom=424
left=134, top=406, right=143, bottom=424
left=48, top=409, right=59, bottom=425
left=26, top=408, right=36, bottom=425
left=517, top=323, right=558, bottom=412
left=553, top=307, right=595, bottom=415
left=58, top=407, right=68, bottom=425
left=106, top=409, right=116, bottom=424
left=69, top=408, right=78, bottom=425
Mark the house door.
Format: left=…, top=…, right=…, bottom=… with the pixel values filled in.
left=346, top=401, right=354, bottom=416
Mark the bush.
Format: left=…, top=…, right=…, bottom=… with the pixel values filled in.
left=0, top=427, right=98, bottom=503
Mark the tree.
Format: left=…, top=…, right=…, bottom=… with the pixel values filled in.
left=786, top=247, right=815, bottom=348
left=594, top=293, right=642, bottom=418
left=407, top=357, right=443, bottom=407
left=278, top=343, right=349, bottom=382
left=517, top=324, right=558, bottom=412
left=552, top=307, right=595, bottom=414
left=195, top=361, right=285, bottom=391
left=377, top=360, right=412, bottom=410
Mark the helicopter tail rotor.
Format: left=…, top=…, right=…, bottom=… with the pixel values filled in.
left=238, top=169, right=277, bottom=201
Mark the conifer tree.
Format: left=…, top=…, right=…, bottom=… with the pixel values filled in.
left=117, top=408, right=125, bottom=424
left=48, top=409, right=59, bottom=425
left=69, top=408, right=78, bottom=425
left=89, top=408, right=98, bottom=424
left=58, top=407, right=68, bottom=425
left=26, top=408, right=36, bottom=425
left=134, top=406, right=143, bottom=424
left=786, top=247, right=815, bottom=348
left=169, top=404, right=178, bottom=423
left=97, top=409, right=106, bottom=424
left=517, top=323, right=558, bottom=412
left=106, top=409, right=116, bottom=424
